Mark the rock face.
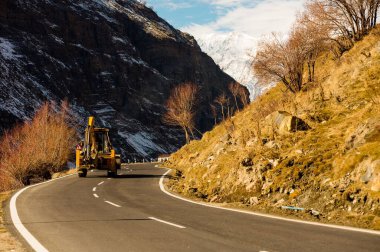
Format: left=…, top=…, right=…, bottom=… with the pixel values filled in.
left=0, top=0, right=247, bottom=158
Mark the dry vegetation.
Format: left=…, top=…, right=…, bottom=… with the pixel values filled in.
left=165, top=24, right=380, bottom=229
left=163, top=83, right=199, bottom=144
left=0, top=101, right=77, bottom=192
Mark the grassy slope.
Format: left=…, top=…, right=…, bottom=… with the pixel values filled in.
left=166, top=26, right=380, bottom=229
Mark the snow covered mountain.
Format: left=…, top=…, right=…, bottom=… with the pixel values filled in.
left=195, top=32, right=269, bottom=100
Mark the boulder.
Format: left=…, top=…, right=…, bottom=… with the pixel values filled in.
left=270, top=111, right=310, bottom=134
left=241, top=157, right=253, bottom=167
left=345, top=117, right=380, bottom=151
left=274, top=198, right=285, bottom=207
left=249, top=196, right=259, bottom=205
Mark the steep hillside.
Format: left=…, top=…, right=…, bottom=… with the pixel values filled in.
left=196, top=32, right=270, bottom=100
left=0, top=0, right=246, bottom=158
left=166, top=27, right=380, bottom=229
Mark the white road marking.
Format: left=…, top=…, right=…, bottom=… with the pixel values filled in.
left=107, top=178, right=111, bottom=180
left=92, top=187, right=96, bottom=192
left=159, top=169, right=380, bottom=236
left=149, top=217, right=186, bottom=229
left=10, top=173, right=75, bottom=252
left=97, top=181, right=104, bottom=186
left=93, top=194, right=99, bottom=198
left=105, top=201, right=121, bottom=208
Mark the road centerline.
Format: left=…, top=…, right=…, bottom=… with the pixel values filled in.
left=92, top=187, right=96, bottom=192
left=97, top=181, right=104, bottom=186
left=93, top=194, right=99, bottom=198
left=148, top=217, right=186, bottom=229
left=104, top=201, right=121, bottom=208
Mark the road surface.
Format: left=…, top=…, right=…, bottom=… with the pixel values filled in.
left=5, top=163, right=380, bottom=251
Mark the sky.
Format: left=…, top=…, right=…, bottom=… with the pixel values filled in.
left=145, top=0, right=307, bottom=38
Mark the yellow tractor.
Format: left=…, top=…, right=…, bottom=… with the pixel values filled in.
left=76, top=116, right=121, bottom=177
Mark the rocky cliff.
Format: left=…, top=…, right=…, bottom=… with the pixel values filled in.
left=0, top=0, right=247, bottom=158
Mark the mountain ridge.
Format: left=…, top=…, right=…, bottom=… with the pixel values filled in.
left=0, top=0, right=247, bottom=158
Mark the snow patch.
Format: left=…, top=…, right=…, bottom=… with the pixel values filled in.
left=0, top=38, right=21, bottom=60
left=112, top=36, right=127, bottom=44
left=50, top=34, right=64, bottom=44
left=118, top=131, right=166, bottom=157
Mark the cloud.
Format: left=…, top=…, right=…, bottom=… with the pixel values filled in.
left=201, top=0, right=254, bottom=7
left=182, top=0, right=306, bottom=38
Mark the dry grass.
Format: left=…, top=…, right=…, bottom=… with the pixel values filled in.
left=166, top=26, right=380, bottom=229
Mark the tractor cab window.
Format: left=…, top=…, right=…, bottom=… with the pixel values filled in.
left=94, top=131, right=111, bottom=153
left=94, top=132, right=105, bottom=153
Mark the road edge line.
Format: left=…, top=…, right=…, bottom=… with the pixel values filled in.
left=159, top=168, right=380, bottom=236
left=10, top=173, right=75, bottom=251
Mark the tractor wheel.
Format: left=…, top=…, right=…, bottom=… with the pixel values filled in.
left=107, top=170, right=113, bottom=177
left=107, top=170, right=117, bottom=178
left=116, top=157, right=121, bottom=170
left=78, top=169, right=87, bottom=178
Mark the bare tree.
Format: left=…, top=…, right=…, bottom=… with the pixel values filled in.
left=210, top=104, right=217, bottom=125
left=228, top=82, right=241, bottom=112
left=215, top=92, right=229, bottom=120
left=0, top=102, right=76, bottom=190
left=238, top=86, right=250, bottom=106
left=253, top=31, right=309, bottom=93
left=305, top=0, right=380, bottom=53
left=163, top=83, right=199, bottom=144
left=296, top=9, right=331, bottom=82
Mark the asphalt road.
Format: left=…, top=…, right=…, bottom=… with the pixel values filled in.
left=5, top=163, right=380, bottom=252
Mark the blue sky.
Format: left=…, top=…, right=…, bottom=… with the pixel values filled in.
left=146, top=0, right=307, bottom=38
left=146, top=1, right=219, bottom=27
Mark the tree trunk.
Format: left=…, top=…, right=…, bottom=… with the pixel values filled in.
left=234, top=96, right=239, bottom=112
left=183, top=127, right=190, bottom=144
left=308, top=62, right=312, bottom=82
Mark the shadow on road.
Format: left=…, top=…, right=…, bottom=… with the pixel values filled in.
left=115, top=174, right=171, bottom=179
left=83, top=174, right=171, bottom=179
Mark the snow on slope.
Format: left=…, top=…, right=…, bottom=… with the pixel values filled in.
left=195, top=32, right=270, bottom=100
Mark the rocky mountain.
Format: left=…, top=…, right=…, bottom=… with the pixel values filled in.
left=194, top=32, right=270, bottom=100
left=0, top=0, right=247, bottom=159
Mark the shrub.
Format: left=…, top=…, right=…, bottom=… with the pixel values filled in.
left=0, top=101, right=77, bottom=191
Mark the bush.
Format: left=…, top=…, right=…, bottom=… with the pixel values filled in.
left=0, top=101, right=77, bottom=191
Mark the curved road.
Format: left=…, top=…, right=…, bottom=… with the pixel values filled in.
left=5, top=163, right=380, bottom=251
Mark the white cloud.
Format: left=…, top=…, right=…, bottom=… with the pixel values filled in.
left=201, top=0, right=254, bottom=7
left=183, top=0, right=306, bottom=39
